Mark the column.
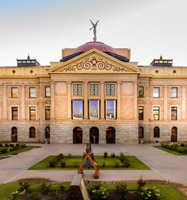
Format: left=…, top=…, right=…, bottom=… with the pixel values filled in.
left=133, top=82, right=138, bottom=120
left=100, top=81, right=105, bottom=119
left=3, top=84, right=7, bottom=120
left=164, top=85, right=168, bottom=120
left=84, top=81, right=88, bottom=119
left=117, top=81, right=121, bottom=119
left=182, top=85, right=186, bottom=120
left=21, top=85, right=26, bottom=120
left=50, top=81, right=55, bottom=120
left=67, top=81, right=72, bottom=119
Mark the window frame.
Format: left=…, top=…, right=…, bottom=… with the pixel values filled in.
left=29, top=107, right=36, bottom=120
left=138, top=86, right=144, bottom=98
left=154, top=126, right=160, bottom=138
left=171, top=87, right=178, bottom=98
left=29, top=87, right=36, bottom=98
left=153, top=106, right=160, bottom=121
left=45, top=106, right=50, bottom=120
left=105, top=100, right=117, bottom=120
left=11, top=87, right=18, bottom=98
left=12, top=107, right=18, bottom=120
left=106, top=83, right=115, bottom=96
left=90, top=83, right=99, bottom=96
left=153, top=87, right=160, bottom=98
left=45, top=86, right=50, bottom=98
left=138, top=106, right=144, bottom=120
left=171, top=106, right=177, bottom=120
left=73, top=83, right=83, bottom=96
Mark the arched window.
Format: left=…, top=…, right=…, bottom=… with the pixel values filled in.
left=154, top=126, right=160, bottom=138
left=45, top=126, right=50, bottom=139
left=139, top=126, right=144, bottom=138
left=171, top=127, right=177, bottom=142
left=11, top=127, right=18, bottom=142
left=29, top=127, right=36, bottom=138
left=90, top=127, right=99, bottom=144
left=73, top=127, right=83, bottom=144
left=106, top=127, right=115, bottom=144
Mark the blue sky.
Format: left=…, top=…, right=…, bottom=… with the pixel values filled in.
left=0, top=0, right=187, bottom=66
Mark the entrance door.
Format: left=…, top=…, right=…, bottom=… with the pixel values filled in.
left=90, top=127, right=99, bottom=144
left=106, top=127, right=115, bottom=143
left=171, top=127, right=177, bottom=142
left=73, top=127, right=83, bottom=144
left=11, top=127, right=17, bottom=142
left=45, top=126, right=50, bottom=139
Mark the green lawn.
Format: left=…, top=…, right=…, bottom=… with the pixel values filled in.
left=29, top=155, right=150, bottom=170
left=154, top=146, right=187, bottom=155
left=0, top=182, right=186, bottom=200
left=0, top=146, right=38, bottom=158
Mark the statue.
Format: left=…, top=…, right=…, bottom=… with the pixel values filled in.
left=90, top=19, right=100, bottom=42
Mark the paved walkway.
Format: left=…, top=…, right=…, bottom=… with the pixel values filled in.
left=0, top=144, right=187, bottom=186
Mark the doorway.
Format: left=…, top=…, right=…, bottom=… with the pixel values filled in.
left=171, top=127, right=177, bottom=142
left=106, top=127, right=115, bottom=143
left=90, top=127, right=99, bottom=144
left=11, top=127, right=17, bottom=142
left=73, top=127, right=83, bottom=144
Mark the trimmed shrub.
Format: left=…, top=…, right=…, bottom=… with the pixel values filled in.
left=116, top=184, right=128, bottom=200
left=49, top=153, right=64, bottom=168
left=111, top=152, right=116, bottom=158
left=60, top=161, right=66, bottom=168
left=141, top=186, right=160, bottom=200
left=137, top=176, right=146, bottom=191
left=104, top=152, right=108, bottom=158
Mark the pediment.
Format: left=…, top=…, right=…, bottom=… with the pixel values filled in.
left=49, top=49, right=139, bottom=74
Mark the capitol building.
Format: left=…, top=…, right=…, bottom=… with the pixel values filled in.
left=0, top=39, right=187, bottom=144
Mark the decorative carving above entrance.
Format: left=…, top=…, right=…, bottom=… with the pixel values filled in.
left=60, top=56, right=127, bottom=72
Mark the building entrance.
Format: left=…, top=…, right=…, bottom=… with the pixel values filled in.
left=90, top=127, right=99, bottom=144
left=106, top=127, right=115, bottom=143
left=171, top=127, right=177, bottom=142
left=73, top=127, right=83, bottom=143
left=11, top=127, right=17, bottom=142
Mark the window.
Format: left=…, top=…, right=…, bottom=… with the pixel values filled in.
left=138, top=86, right=144, bottom=97
left=171, top=106, right=177, bottom=120
left=11, top=87, right=18, bottom=98
left=154, top=126, right=160, bottom=138
left=106, top=84, right=115, bottom=96
left=72, top=100, right=84, bottom=120
left=29, top=87, right=36, bottom=98
left=153, top=87, right=160, bottom=98
left=153, top=106, right=160, bottom=120
left=171, top=87, right=178, bottom=98
left=45, top=106, right=50, bottom=120
left=90, top=84, right=99, bottom=96
left=139, top=106, right=144, bottom=120
left=73, top=84, right=82, bottom=96
left=29, top=127, right=36, bottom=138
left=89, top=100, right=100, bottom=120
left=12, top=107, right=18, bottom=120
left=105, top=100, right=116, bottom=120
left=45, top=86, right=50, bottom=97
left=29, top=107, right=36, bottom=120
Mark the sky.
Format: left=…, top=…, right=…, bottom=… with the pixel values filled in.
left=0, top=0, right=187, bottom=66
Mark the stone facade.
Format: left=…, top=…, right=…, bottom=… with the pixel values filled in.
left=0, top=42, right=187, bottom=144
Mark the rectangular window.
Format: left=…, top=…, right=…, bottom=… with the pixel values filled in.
left=29, top=107, right=36, bottom=120
left=72, top=100, right=84, bottom=120
left=90, top=84, right=99, bottom=96
left=106, top=84, right=115, bottom=96
left=45, top=106, right=50, bottom=120
left=73, top=84, right=82, bottom=96
left=11, top=87, right=18, bottom=98
left=105, top=100, right=116, bottom=120
left=12, top=107, right=18, bottom=120
left=138, top=86, right=144, bottom=97
left=171, top=87, right=178, bottom=98
left=171, top=107, right=177, bottom=120
left=29, top=87, right=36, bottom=98
left=45, top=86, right=50, bottom=97
left=89, top=100, right=99, bottom=120
left=153, top=106, right=160, bottom=120
left=139, top=106, right=144, bottom=120
left=153, top=87, right=160, bottom=98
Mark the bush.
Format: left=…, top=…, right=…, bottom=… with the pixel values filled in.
left=72, top=161, right=80, bottom=167
left=49, top=153, right=64, bottom=168
left=104, top=152, right=108, bottom=158
left=116, top=184, right=128, bottom=200
left=119, top=153, right=130, bottom=167
left=111, top=153, right=116, bottom=158
left=102, top=163, right=106, bottom=168
left=137, top=176, right=146, bottom=191
left=29, top=191, right=40, bottom=200
left=92, top=185, right=108, bottom=200
left=115, top=160, right=121, bottom=168
left=67, top=153, right=72, bottom=158
left=19, top=181, right=30, bottom=192
left=39, top=183, right=51, bottom=195
left=0, top=144, right=2, bottom=147
left=141, top=186, right=160, bottom=200
left=60, top=161, right=66, bottom=168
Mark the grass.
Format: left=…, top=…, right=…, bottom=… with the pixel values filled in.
left=29, top=155, right=150, bottom=170
left=0, top=182, right=186, bottom=200
left=154, top=146, right=186, bottom=155
left=0, top=146, right=38, bottom=158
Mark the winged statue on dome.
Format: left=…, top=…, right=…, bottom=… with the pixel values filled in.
left=90, top=19, right=100, bottom=42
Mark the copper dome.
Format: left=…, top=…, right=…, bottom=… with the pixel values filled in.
left=72, top=41, right=119, bottom=55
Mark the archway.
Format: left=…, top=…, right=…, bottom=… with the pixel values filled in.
left=11, top=127, right=17, bottom=142
left=90, top=127, right=99, bottom=144
left=171, top=127, right=177, bottom=142
left=73, top=127, right=83, bottom=144
left=106, top=127, right=115, bottom=143
left=45, top=126, right=50, bottom=139
left=154, top=126, right=160, bottom=138
left=139, top=126, right=144, bottom=138
left=29, top=127, right=36, bottom=138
